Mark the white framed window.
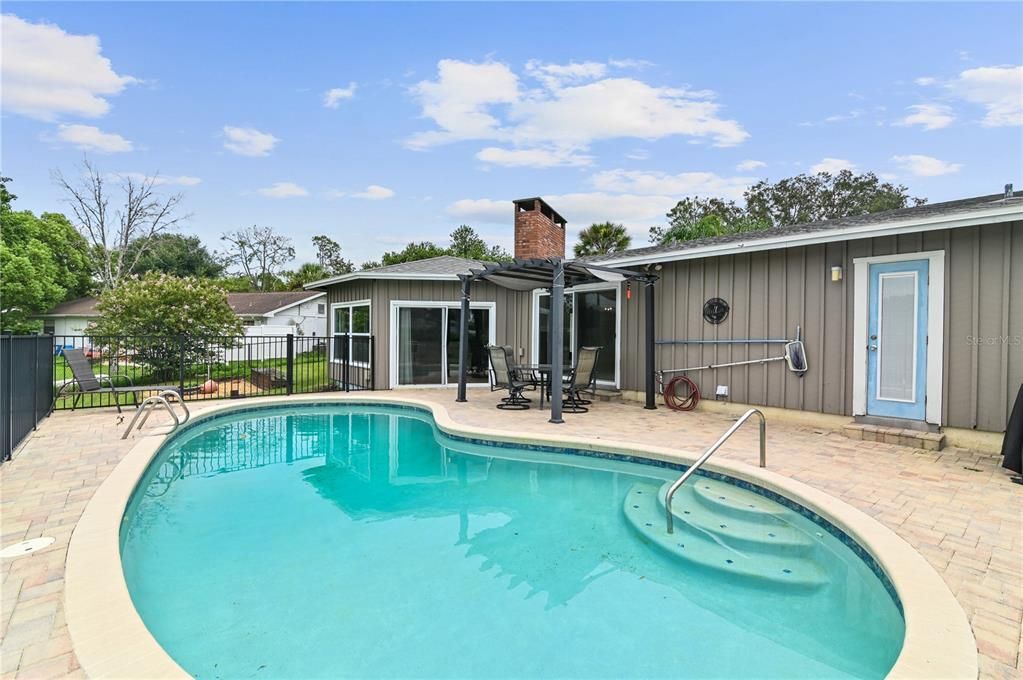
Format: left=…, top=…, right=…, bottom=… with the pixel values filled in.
left=317, top=303, right=326, bottom=315
left=331, top=300, right=371, bottom=366
left=530, top=283, right=621, bottom=388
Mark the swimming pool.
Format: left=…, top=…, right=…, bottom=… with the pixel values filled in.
left=120, top=403, right=906, bottom=679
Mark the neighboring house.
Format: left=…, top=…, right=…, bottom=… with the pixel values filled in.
left=309, top=193, right=1022, bottom=443
left=38, top=291, right=327, bottom=338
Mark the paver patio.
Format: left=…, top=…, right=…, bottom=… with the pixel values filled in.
left=1, top=392, right=1020, bottom=678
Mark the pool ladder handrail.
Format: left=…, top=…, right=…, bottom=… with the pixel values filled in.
left=121, top=390, right=190, bottom=439
left=665, top=408, right=766, bottom=534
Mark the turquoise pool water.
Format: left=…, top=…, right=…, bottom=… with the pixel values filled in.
left=121, top=404, right=904, bottom=679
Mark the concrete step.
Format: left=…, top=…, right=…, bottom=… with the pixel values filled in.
left=623, top=483, right=828, bottom=591
left=843, top=422, right=944, bottom=450
left=589, top=388, right=623, bottom=402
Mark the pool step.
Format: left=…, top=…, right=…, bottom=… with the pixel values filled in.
left=659, top=482, right=816, bottom=556
left=623, top=483, right=828, bottom=590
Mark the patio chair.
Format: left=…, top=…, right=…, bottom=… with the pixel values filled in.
left=56, top=348, right=182, bottom=413
left=500, top=344, right=539, bottom=390
left=562, top=346, right=601, bottom=414
left=487, top=345, right=531, bottom=410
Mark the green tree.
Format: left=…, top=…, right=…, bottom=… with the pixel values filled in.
left=89, top=273, right=243, bottom=378
left=744, top=170, right=924, bottom=227
left=0, top=181, right=93, bottom=332
left=284, top=262, right=331, bottom=290
left=650, top=197, right=748, bottom=244
left=360, top=260, right=381, bottom=270
left=311, top=235, right=354, bottom=275
left=573, top=222, right=632, bottom=257
left=124, top=233, right=224, bottom=278
left=380, top=241, right=448, bottom=266
left=448, top=225, right=512, bottom=262
left=649, top=170, right=925, bottom=245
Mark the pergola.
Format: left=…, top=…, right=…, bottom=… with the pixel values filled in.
left=455, top=258, right=659, bottom=423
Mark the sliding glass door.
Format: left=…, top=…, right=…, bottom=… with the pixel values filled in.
left=394, top=304, right=492, bottom=387
left=535, top=287, right=618, bottom=385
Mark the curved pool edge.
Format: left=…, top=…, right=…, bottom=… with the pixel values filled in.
left=65, top=394, right=977, bottom=679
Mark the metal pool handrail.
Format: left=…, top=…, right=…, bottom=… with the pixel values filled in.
left=665, top=408, right=766, bottom=534
left=121, top=390, right=190, bottom=439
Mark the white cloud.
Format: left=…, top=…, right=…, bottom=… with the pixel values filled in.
left=406, top=60, right=520, bottom=148
left=352, top=185, right=395, bottom=200
left=896, top=103, right=955, bottom=130
left=810, top=157, right=856, bottom=174
left=891, top=154, right=962, bottom=177
left=591, top=169, right=753, bottom=200
left=914, top=76, right=938, bottom=86
left=323, top=82, right=357, bottom=108
left=823, top=110, right=862, bottom=123
left=257, top=182, right=308, bottom=198
left=223, top=126, right=279, bottom=156
left=115, top=172, right=201, bottom=186
left=407, top=58, right=749, bottom=156
left=736, top=159, right=766, bottom=171
left=0, top=14, right=136, bottom=120
left=476, top=146, right=592, bottom=168
left=948, top=65, right=1022, bottom=126
left=524, top=60, right=607, bottom=89
left=625, top=149, right=650, bottom=161
left=53, top=124, right=132, bottom=152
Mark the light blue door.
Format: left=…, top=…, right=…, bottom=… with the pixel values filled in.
left=867, top=260, right=928, bottom=420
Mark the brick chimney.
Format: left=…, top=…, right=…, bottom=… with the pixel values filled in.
left=513, top=197, right=566, bottom=259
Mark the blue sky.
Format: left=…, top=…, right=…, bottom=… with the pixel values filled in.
left=2, top=2, right=1021, bottom=266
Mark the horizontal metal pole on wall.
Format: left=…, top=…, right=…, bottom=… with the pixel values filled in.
left=655, top=339, right=791, bottom=345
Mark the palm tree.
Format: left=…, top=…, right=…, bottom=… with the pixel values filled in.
left=573, top=222, right=631, bottom=257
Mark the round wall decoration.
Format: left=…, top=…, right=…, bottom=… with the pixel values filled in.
left=703, top=297, right=730, bottom=324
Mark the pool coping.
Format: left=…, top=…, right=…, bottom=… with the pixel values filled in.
left=65, top=394, right=978, bottom=679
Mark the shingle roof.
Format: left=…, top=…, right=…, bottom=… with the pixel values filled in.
left=40, top=291, right=324, bottom=317
left=582, top=193, right=1022, bottom=264
left=361, top=255, right=488, bottom=276
left=40, top=297, right=100, bottom=316
left=226, top=292, right=324, bottom=316
left=305, top=255, right=488, bottom=288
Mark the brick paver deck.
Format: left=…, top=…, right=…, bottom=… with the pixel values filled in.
left=1, top=393, right=1020, bottom=678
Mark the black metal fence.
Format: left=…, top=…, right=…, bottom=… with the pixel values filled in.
left=2, top=335, right=55, bottom=462
left=53, top=333, right=375, bottom=410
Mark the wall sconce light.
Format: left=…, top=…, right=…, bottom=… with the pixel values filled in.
left=831, top=265, right=843, bottom=282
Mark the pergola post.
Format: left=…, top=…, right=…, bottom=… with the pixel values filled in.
left=644, top=279, right=657, bottom=410
left=549, top=260, right=565, bottom=424
left=456, top=275, right=471, bottom=403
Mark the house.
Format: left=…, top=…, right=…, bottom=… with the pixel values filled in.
left=38, top=291, right=328, bottom=338
left=309, top=192, right=1022, bottom=448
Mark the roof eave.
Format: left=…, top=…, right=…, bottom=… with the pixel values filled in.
left=596, top=203, right=1023, bottom=268
left=305, top=271, right=464, bottom=289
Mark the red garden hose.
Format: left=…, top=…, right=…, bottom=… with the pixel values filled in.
left=663, top=375, right=700, bottom=411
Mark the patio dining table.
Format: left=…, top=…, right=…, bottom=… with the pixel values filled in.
left=512, top=363, right=570, bottom=409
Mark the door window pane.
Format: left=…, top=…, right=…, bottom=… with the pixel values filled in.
left=575, top=290, right=617, bottom=382
left=447, top=309, right=490, bottom=383
left=397, top=308, right=444, bottom=385
left=878, top=273, right=916, bottom=401
left=538, top=294, right=573, bottom=365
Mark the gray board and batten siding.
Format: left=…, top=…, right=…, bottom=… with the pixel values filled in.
left=326, top=278, right=532, bottom=390
left=619, top=220, right=1022, bottom=432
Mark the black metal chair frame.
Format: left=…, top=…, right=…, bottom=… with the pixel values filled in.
left=56, top=348, right=181, bottom=413
left=487, top=345, right=532, bottom=410
left=562, top=346, right=601, bottom=414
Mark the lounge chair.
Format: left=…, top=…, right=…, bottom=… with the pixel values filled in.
left=487, top=345, right=531, bottom=410
left=57, top=348, right=182, bottom=412
left=562, top=346, right=601, bottom=413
